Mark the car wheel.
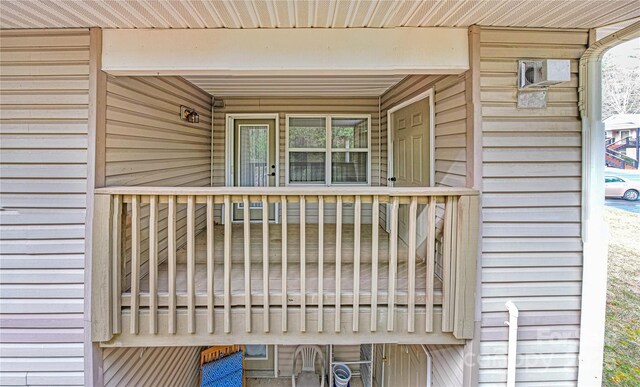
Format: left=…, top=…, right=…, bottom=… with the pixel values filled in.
left=623, top=189, right=639, bottom=201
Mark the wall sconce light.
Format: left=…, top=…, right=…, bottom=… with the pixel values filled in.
left=180, top=105, right=199, bottom=123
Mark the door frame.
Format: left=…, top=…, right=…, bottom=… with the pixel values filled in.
left=386, top=88, right=436, bottom=188
left=385, top=89, right=435, bottom=231
left=225, top=113, right=280, bottom=223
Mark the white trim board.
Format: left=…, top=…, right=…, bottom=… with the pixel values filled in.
left=102, top=28, right=469, bottom=76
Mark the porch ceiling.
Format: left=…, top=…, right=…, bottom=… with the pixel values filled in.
left=1, top=0, right=639, bottom=30
left=183, top=75, right=407, bottom=96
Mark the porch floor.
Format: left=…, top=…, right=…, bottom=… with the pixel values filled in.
left=134, top=223, right=442, bottom=306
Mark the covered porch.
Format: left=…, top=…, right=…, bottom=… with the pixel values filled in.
left=90, top=27, right=478, bottom=347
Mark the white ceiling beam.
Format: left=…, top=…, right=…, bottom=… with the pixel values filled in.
left=102, top=28, right=468, bottom=76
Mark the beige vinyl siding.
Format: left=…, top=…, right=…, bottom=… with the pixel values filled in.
left=478, top=27, right=587, bottom=385
left=102, top=346, right=202, bottom=387
left=212, top=96, right=381, bottom=223
left=0, top=29, right=89, bottom=386
left=105, top=75, right=212, bottom=285
left=105, top=76, right=211, bottom=187
left=428, top=344, right=464, bottom=387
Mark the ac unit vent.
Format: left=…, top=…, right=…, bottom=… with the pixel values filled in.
left=519, top=59, right=570, bottom=89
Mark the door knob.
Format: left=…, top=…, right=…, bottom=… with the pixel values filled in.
left=388, top=177, right=397, bottom=182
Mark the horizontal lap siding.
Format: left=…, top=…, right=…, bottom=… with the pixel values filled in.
left=479, top=27, right=587, bottom=385
left=105, top=76, right=212, bottom=187
left=105, top=75, right=212, bottom=284
left=102, top=346, right=202, bottom=387
left=0, top=29, right=89, bottom=386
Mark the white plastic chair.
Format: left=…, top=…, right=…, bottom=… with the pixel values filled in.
left=291, top=345, right=326, bottom=387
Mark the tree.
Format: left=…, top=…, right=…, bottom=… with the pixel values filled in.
left=602, top=40, right=640, bottom=120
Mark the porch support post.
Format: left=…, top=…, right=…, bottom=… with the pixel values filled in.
left=86, top=26, right=107, bottom=387
left=91, top=193, right=113, bottom=342
left=462, top=24, right=483, bottom=387
left=577, top=21, right=640, bottom=386
left=452, top=195, right=479, bottom=340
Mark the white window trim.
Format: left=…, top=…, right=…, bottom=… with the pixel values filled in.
left=244, top=344, right=269, bottom=361
left=285, top=114, right=372, bottom=186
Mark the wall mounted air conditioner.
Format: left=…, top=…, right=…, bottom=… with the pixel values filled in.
left=518, top=59, right=571, bottom=89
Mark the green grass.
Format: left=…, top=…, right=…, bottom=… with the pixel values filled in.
left=603, top=207, right=640, bottom=386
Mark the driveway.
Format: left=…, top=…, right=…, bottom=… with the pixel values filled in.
left=606, top=198, right=640, bottom=214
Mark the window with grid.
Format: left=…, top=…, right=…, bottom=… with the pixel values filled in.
left=287, top=115, right=370, bottom=185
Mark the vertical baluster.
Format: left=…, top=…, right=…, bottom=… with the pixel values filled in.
left=299, top=195, right=306, bottom=332
left=442, top=196, right=454, bottom=332
left=281, top=196, right=288, bottom=332
left=387, top=196, right=399, bottom=332
left=407, top=196, right=418, bottom=333
left=449, top=196, right=459, bottom=329
left=111, top=195, right=122, bottom=334
left=426, top=196, right=437, bottom=332
left=370, top=196, right=379, bottom=332
left=243, top=195, right=251, bottom=333
left=207, top=195, right=215, bottom=333
left=168, top=196, right=177, bottom=334
left=262, top=195, right=269, bottom=333
left=335, top=195, right=342, bottom=333
left=318, top=196, right=324, bottom=332
left=352, top=196, right=361, bottom=332
left=187, top=195, right=196, bottom=334
left=130, top=195, right=140, bottom=335
left=149, top=195, right=158, bottom=334
left=224, top=195, right=232, bottom=333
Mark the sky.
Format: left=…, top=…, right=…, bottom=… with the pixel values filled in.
left=604, top=37, right=640, bottom=69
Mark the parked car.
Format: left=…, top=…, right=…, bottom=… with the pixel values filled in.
left=605, top=175, right=640, bottom=200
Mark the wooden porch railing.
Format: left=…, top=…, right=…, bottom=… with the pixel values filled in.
left=91, top=186, right=479, bottom=344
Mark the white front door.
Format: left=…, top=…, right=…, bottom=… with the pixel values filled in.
left=391, top=97, right=431, bottom=241
left=233, top=119, right=277, bottom=221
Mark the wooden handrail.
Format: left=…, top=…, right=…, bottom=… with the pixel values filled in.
left=95, top=186, right=479, bottom=197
